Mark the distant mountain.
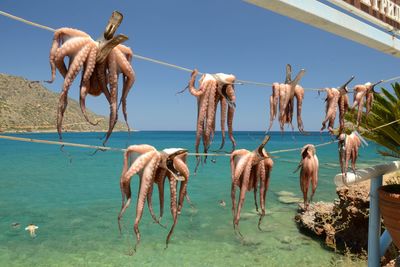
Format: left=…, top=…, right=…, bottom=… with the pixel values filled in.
left=0, top=73, right=127, bottom=132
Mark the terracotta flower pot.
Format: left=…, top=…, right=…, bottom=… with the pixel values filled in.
left=378, top=184, right=400, bottom=249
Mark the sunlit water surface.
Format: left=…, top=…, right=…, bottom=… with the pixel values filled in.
left=1, top=131, right=384, bottom=266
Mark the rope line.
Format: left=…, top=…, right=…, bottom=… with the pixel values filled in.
left=0, top=134, right=335, bottom=156
left=2, top=10, right=400, bottom=91
left=370, top=118, right=400, bottom=131
left=0, top=10, right=56, bottom=32
left=0, top=114, right=397, bottom=156
left=0, top=120, right=105, bottom=130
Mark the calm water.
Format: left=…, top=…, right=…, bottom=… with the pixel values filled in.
left=0, top=131, right=387, bottom=266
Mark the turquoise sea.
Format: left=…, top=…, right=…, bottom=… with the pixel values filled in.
left=0, top=131, right=388, bottom=266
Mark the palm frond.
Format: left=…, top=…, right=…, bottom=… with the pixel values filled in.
left=345, top=83, right=400, bottom=159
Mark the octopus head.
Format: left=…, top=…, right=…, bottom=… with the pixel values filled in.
left=301, top=144, right=315, bottom=159
left=161, top=148, right=188, bottom=181
left=213, top=73, right=237, bottom=109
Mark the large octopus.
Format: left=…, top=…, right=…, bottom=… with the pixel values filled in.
left=352, top=80, right=382, bottom=127
left=294, top=144, right=319, bottom=210
left=47, top=12, right=135, bottom=144
left=230, top=135, right=273, bottom=237
left=188, top=69, right=236, bottom=169
left=338, top=132, right=361, bottom=178
left=268, top=64, right=306, bottom=133
left=118, top=145, right=189, bottom=251
left=320, top=76, right=354, bottom=134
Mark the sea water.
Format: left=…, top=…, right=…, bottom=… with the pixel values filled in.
left=0, top=131, right=385, bottom=266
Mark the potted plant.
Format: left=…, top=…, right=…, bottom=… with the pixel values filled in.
left=346, top=82, right=400, bottom=248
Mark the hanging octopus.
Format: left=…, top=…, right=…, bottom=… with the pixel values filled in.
left=352, top=80, right=383, bottom=127
left=118, top=145, right=189, bottom=250
left=338, top=132, right=361, bottom=178
left=47, top=11, right=135, bottom=144
left=188, top=69, right=236, bottom=170
left=268, top=64, right=306, bottom=133
left=230, top=135, right=273, bottom=237
left=320, top=76, right=354, bottom=134
left=294, top=144, right=319, bottom=210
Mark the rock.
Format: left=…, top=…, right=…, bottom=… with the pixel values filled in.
left=295, top=184, right=371, bottom=255
left=278, top=196, right=302, bottom=204
left=275, top=191, right=296, bottom=197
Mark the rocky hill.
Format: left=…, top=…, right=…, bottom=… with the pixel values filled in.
left=0, top=73, right=127, bottom=132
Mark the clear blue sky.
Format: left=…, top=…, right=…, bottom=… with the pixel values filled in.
left=1, top=0, right=399, bottom=131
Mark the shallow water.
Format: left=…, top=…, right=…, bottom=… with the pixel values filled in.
left=0, top=131, right=384, bottom=266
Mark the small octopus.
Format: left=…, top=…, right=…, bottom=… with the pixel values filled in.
left=188, top=69, right=237, bottom=171
left=338, top=132, right=361, bottom=178
left=352, top=80, right=382, bottom=127
left=25, top=224, right=39, bottom=238
left=47, top=12, right=135, bottom=145
left=118, top=145, right=190, bottom=251
left=320, top=76, right=354, bottom=134
left=230, top=135, right=274, bottom=237
left=268, top=64, right=306, bottom=133
left=294, top=144, right=319, bottom=210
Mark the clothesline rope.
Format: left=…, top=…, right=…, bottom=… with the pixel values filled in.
left=0, top=134, right=335, bottom=156
left=1, top=10, right=400, bottom=91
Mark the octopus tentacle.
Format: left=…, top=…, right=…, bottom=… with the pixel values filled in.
left=227, top=105, right=236, bottom=152
left=251, top=167, right=259, bottom=213
left=115, top=46, right=135, bottom=130
left=234, top=155, right=254, bottom=237
left=173, top=154, right=190, bottom=213
left=79, top=43, right=99, bottom=126
left=261, top=158, right=272, bottom=228
left=225, top=84, right=236, bottom=151
left=103, top=50, right=119, bottom=145
left=48, top=28, right=90, bottom=83
left=194, top=86, right=211, bottom=171
left=310, top=155, right=319, bottom=203
left=146, top=182, right=167, bottom=229
left=366, top=90, right=374, bottom=116
left=189, top=69, right=207, bottom=97
left=257, top=162, right=266, bottom=230
left=219, top=97, right=227, bottom=150
left=209, top=93, right=220, bottom=147
left=54, top=37, right=92, bottom=78
left=96, top=62, right=111, bottom=102
left=165, top=173, right=178, bottom=248
left=118, top=150, right=157, bottom=233
left=294, top=85, right=305, bottom=132
left=156, top=170, right=167, bottom=220
left=230, top=149, right=248, bottom=219
left=321, top=89, right=339, bottom=132
left=268, top=83, right=280, bottom=132
left=339, top=94, right=349, bottom=131
left=204, top=81, right=217, bottom=153
left=133, top=153, right=161, bottom=251
left=56, top=42, right=91, bottom=140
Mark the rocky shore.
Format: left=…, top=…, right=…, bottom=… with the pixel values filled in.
left=295, top=173, right=400, bottom=266
left=0, top=73, right=127, bottom=132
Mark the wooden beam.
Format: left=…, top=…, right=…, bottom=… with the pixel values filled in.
left=245, top=0, right=400, bottom=57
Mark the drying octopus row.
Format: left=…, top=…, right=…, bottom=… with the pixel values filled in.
left=116, top=132, right=363, bottom=249
left=320, top=78, right=383, bottom=134
left=265, top=64, right=381, bottom=135
left=47, top=12, right=135, bottom=145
